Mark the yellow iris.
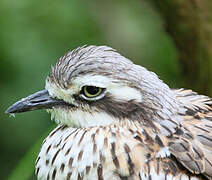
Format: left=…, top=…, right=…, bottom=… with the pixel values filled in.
left=82, top=86, right=103, bottom=98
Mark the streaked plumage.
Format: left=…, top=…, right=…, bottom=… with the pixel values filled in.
left=6, top=45, right=212, bottom=180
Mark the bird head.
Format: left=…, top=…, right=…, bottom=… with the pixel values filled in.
left=6, top=45, right=181, bottom=132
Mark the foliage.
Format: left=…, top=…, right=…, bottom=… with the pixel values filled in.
left=7, top=125, right=55, bottom=180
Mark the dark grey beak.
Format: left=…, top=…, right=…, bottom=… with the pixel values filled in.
left=5, top=89, right=66, bottom=114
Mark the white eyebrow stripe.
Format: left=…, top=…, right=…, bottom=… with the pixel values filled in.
left=72, top=75, right=110, bottom=89
left=108, top=86, right=142, bottom=102
left=46, top=74, right=142, bottom=104
left=73, top=74, right=142, bottom=102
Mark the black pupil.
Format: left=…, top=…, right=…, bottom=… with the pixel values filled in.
left=86, top=86, right=100, bottom=95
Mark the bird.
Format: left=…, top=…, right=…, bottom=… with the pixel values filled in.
left=6, top=45, right=212, bottom=180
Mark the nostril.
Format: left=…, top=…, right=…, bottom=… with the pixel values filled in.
left=31, top=99, right=47, bottom=103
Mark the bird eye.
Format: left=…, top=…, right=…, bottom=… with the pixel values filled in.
left=81, top=86, right=103, bottom=98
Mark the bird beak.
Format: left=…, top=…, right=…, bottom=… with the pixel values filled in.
left=5, top=89, right=66, bottom=114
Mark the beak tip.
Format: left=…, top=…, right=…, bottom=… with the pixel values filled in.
left=5, top=100, right=26, bottom=114
left=5, top=109, right=10, bottom=114
left=5, top=105, right=18, bottom=114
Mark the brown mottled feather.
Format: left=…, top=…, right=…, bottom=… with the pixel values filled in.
left=169, top=89, right=212, bottom=179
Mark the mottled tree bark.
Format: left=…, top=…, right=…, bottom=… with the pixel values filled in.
left=151, top=0, right=212, bottom=96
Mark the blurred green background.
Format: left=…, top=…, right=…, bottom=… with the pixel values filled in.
left=0, top=0, right=185, bottom=179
